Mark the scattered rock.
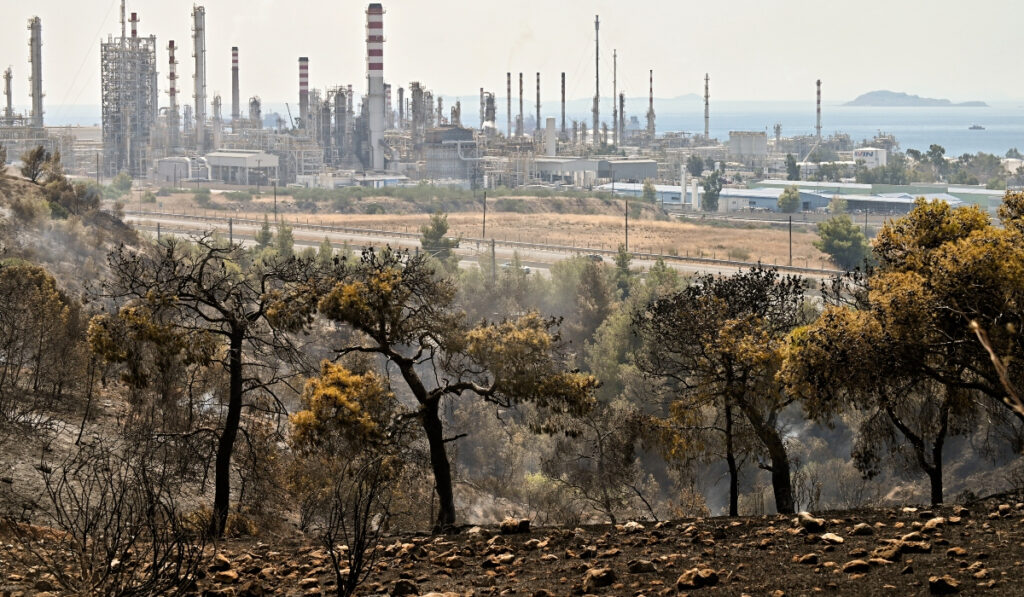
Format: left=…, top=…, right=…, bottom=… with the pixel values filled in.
left=923, top=517, right=946, bottom=532
left=946, top=547, right=967, bottom=558
left=928, top=574, right=960, bottom=594
left=621, top=521, right=645, bottom=534
left=797, top=512, right=826, bottom=532
left=627, top=559, right=657, bottom=573
left=214, top=569, right=239, bottom=583
left=851, top=523, right=875, bottom=536
left=676, top=567, right=719, bottom=590
left=210, top=553, right=233, bottom=572
left=797, top=553, right=819, bottom=565
left=391, top=579, right=419, bottom=596
left=842, top=560, right=870, bottom=574
left=821, top=532, right=844, bottom=545
left=500, top=517, right=531, bottom=534
left=582, top=567, right=617, bottom=592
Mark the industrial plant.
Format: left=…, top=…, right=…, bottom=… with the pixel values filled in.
left=0, top=1, right=905, bottom=207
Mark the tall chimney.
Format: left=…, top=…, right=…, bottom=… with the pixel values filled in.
left=612, top=50, right=617, bottom=145
left=192, top=5, right=207, bottom=150
left=231, top=47, right=240, bottom=125
left=816, top=79, right=822, bottom=141
left=298, top=57, right=309, bottom=129
left=3, top=68, right=13, bottom=122
left=506, top=72, right=511, bottom=138
left=28, top=16, right=42, bottom=129
left=703, top=73, right=710, bottom=139
left=646, top=69, right=655, bottom=139
left=592, top=15, right=600, bottom=143
left=130, top=11, right=138, bottom=38
left=168, top=40, right=180, bottom=149
left=535, top=72, right=540, bottom=134
left=560, top=72, right=566, bottom=137
left=398, top=86, right=404, bottom=129
left=479, top=87, right=484, bottom=129
left=517, top=72, right=523, bottom=137
left=366, top=3, right=386, bottom=170
left=619, top=93, right=625, bottom=143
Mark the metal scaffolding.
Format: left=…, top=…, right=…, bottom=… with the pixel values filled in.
left=101, top=6, right=158, bottom=177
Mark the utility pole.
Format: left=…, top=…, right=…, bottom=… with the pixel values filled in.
left=273, top=180, right=278, bottom=221
left=490, top=238, right=496, bottom=287
left=482, top=191, right=487, bottom=238
left=788, top=216, right=793, bottom=266
left=229, top=217, right=233, bottom=245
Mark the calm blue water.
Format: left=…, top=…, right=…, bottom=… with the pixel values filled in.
left=654, top=102, right=1024, bottom=157
left=39, top=101, right=1024, bottom=157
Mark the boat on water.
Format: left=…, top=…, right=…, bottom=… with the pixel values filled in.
left=969, top=124, right=985, bottom=130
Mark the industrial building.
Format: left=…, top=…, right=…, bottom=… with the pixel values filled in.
left=101, top=7, right=158, bottom=177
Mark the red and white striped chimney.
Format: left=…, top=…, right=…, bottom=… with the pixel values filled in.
left=130, top=12, right=138, bottom=38
left=298, top=57, right=309, bottom=129
left=231, top=47, right=240, bottom=124
left=366, top=3, right=385, bottom=169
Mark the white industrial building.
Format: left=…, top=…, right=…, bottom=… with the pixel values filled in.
left=205, top=150, right=279, bottom=185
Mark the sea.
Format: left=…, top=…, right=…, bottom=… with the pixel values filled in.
left=36, top=100, right=1024, bottom=157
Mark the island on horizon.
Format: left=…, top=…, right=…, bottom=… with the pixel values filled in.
left=845, top=90, right=988, bottom=107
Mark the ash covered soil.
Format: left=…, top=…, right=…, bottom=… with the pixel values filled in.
left=4, top=501, right=1024, bottom=596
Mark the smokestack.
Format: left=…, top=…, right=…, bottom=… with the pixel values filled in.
left=130, top=11, right=138, bottom=39
left=231, top=47, right=240, bottom=125
left=398, top=86, right=404, bottom=129
left=298, top=57, right=309, bottom=129
left=612, top=50, right=617, bottom=145
left=3, top=68, right=13, bottom=122
left=619, top=93, right=625, bottom=144
left=646, top=69, right=655, bottom=139
left=560, top=72, right=565, bottom=136
left=535, top=72, right=540, bottom=134
left=366, top=3, right=386, bottom=170
left=592, top=15, right=600, bottom=143
left=28, top=16, right=42, bottom=129
left=816, top=79, right=822, bottom=141
left=479, top=87, right=484, bottom=129
left=545, top=117, right=556, bottom=157
left=168, top=40, right=180, bottom=149
left=517, top=72, right=523, bottom=137
left=192, top=6, right=207, bottom=150
left=506, top=72, right=511, bottom=138
left=703, top=73, right=710, bottom=139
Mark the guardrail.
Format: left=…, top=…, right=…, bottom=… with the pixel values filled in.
left=123, top=209, right=843, bottom=277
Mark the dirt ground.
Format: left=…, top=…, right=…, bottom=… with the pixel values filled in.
left=140, top=190, right=831, bottom=268
left=4, top=499, right=1022, bottom=596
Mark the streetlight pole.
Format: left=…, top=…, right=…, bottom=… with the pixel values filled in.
left=273, top=179, right=278, bottom=222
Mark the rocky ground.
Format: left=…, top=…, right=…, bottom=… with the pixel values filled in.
left=3, top=499, right=1023, bottom=596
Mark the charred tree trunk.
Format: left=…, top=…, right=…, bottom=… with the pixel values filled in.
left=724, top=403, right=739, bottom=517
left=210, top=326, right=244, bottom=537
left=421, top=399, right=456, bottom=533
left=738, top=400, right=794, bottom=514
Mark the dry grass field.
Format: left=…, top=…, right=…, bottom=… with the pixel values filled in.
left=137, top=190, right=832, bottom=268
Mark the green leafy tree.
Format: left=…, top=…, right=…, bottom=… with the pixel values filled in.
left=814, top=215, right=871, bottom=269
left=828, top=196, right=847, bottom=214
left=255, top=215, right=274, bottom=249
left=111, top=171, right=133, bottom=196
left=20, top=145, right=48, bottom=183
left=276, top=221, right=295, bottom=258
left=687, top=155, right=704, bottom=178
left=701, top=170, right=723, bottom=212
left=94, top=237, right=326, bottom=536
left=642, top=179, right=657, bottom=202
left=419, top=212, right=459, bottom=270
left=785, top=153, right=800, bottom=181
left=635, top=265, right=809, bottom=514
left=777, top=185, right=801, bottom=213
left=0, top=143, right=8, bottom=170
left=318, top=249, right=596, bottom=531
left=1007, top=148, right=1023, bottom=160
left=317, top=236, right=334, bottom=265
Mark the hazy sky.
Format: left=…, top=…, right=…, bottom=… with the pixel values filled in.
left=0, top=0, right=1019, bottom=119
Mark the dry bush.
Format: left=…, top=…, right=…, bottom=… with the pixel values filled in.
left=1, top=439, right=206, bottom=596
